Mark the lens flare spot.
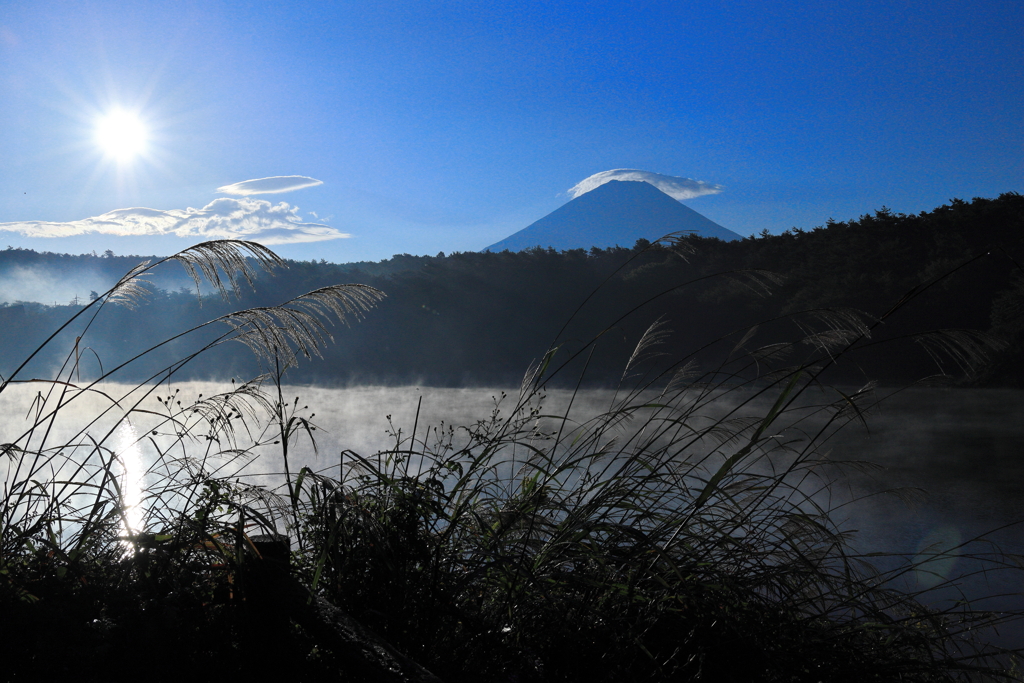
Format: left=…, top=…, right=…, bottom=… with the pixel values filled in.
left=912, top=525, right=962, bottom=590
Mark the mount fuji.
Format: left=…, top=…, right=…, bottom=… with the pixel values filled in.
left=485, top=180, right=741, bottom=252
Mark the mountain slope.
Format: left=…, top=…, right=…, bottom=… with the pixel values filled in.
left=485, top=180, right=741, bottom=252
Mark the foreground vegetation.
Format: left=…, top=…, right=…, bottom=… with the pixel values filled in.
left=1, top=238, right=1021, bottom=681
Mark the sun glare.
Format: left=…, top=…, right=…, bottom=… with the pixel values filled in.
left=95, top=109, right=148, bottom=162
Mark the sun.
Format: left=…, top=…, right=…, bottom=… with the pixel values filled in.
left=94, top=109, right=148, bottom=162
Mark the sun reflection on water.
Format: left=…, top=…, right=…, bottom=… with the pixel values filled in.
left=115, top=421, right=145, bottom=542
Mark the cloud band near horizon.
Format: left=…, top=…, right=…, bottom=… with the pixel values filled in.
left=568, top=169, right=723, bottom=201
left=0, top=198, right=350, bottom=245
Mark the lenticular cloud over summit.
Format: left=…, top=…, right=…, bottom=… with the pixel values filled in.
left=216, top=176, right=324, bottom=196
left=568, top=170, right=723, bottom=201
left=0, top=198, right=350, bottom=245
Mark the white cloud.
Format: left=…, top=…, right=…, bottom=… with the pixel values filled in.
left=567, top=169, right=723, bottom=201
left=216, top=175, right=323, bottom=196
left=0, top=198, right=350, bottom=245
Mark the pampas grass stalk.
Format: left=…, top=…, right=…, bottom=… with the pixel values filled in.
left=0, top=238, right=1020, bottom=682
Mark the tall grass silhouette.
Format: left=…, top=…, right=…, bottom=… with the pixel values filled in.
left=0, top=238, right=1019, bottom=682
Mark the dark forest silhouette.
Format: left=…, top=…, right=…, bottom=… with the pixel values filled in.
left=1, top=192, right=1021, bottom=387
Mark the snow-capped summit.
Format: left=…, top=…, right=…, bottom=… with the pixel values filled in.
left=485, top=179, right=740, bottom=252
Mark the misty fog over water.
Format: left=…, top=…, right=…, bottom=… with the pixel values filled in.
left=5, top=382, right=1022, bottom=548
left=306, top=385, right=1024, bottom=563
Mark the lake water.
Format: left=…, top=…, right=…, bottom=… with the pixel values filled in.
left=3, top=380, right=1023, bottom=644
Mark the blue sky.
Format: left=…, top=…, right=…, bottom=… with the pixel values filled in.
left=1, top=0, right=1021, bottom=262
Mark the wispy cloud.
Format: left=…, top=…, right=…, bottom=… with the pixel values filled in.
left=216, top=175, right=323, bottom=196
left=567, top=170, right=723, bottom=201
left=0, top=198, right=350, bottom=245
